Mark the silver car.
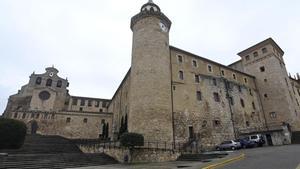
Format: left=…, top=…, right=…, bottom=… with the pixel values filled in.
left=216, top=140, right=241, bottom=150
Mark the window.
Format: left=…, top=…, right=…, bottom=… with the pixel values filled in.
left=72, top=98, right=77, bottom=105
left=195, top=75, right=200, bottom=83
left=14, top=113, right=18, bottom=118
left=192, top=60, right=197, bottom=67
left=213, top=120, right=221, bottom=127
left=102, top=101, right=107, bottom=108
left=249, top=89, right=253, bottom=96
left=238, top=85, right=242, bottom=92
left=202, top=120, right=207, bottom=128
left=179, top=71, right=184, bottom=80
left=244, top=78, right=248, bottom=83
left=46, top=79, right=52, bottom=86
left=264, top=79, right=267, bottom=82
left=233, top=73, right=236, bottom=80
left=213, top=78, right=217, bottom=86
left=229, top=96, right=234, bottom=105
left=56, top=80, right=62, bottom=88
left=80, top=99, right=85, bottom=106
left=22, top=113, right=26, bottom=119
left=207, top=65, right=212, bottom=72
left=262, top=48, right=268, bottom=53
left=252, top=102, right=256, bottom=110
left=246, top=121, right=250, bottom=127
left=253, top=51, right=258, bottom=57
left=245, top=55, right=250, bottom=61
left=270, top=112, right=277, bottom=118
left=36, top=77, right=42, bottom=85
left=240, top=98, right=245, bottom=108
left=36, top=113, right=40, bottom=119
left=213, top=92, right=220, bottom=102
left=173, top=86, right=176, bottom=90
left=177, top=55, right=183, bottom=63
left=100, top=109, right=103, bottom=112
left=260, top=66, right=265, bottom=72
left=31, top=113, right=34, bottom=118
left=88, top=100, right=92, bottom=107
left=79, top=107, right=83, bottom=111
left=221, top=70, right=225, bottom=76
left=196, top=91, right=202, bottom=101
left=83, top=118, right=88, bottom=123
left=95, top=101, right=100, bottom=107
left=264, top=94, right=268, bottom=98
left=66, top=117, right=71, bottom=123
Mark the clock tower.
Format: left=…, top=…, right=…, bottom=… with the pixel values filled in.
left=128, top=1, right=173, bottom=142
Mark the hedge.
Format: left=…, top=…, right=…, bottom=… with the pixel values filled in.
left=120, top=132, right=144, bottom=148
left=0, top=118, right=27, bottom=149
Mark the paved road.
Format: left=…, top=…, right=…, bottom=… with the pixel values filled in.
left=221, top=145, right=300, bottom=169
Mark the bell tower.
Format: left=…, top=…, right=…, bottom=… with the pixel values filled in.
left=128, top=1, right=173, bottom=142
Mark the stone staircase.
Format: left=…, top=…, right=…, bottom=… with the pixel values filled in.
left=0, top=135, right=117, bottom=169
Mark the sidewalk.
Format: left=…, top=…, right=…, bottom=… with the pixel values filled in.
left=72, top=151, right=244, bottom=169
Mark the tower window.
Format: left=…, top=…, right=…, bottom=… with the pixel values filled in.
left=244, top=78, right=248, bottom=83
left=213, top=78, right=217, bottom=86
left=100, top=109, right=103, bottom=112
left=46, top=79, right=52, bottom=86
left=207, top=65, right=212, bottom=72
left=249, top=89, right=253, bottom=96
left=14, top=113, right=18, bottom=118
left=195, top=75, right=200, bottom=83
left=260, top=66, right=265, bottom=72
left=252, top=102, right=256, bottom=110
left=240, top=98, right=245, bottom=108
left=245, top=55, right=250, bottom=61
left=56, top=80, right=62, bottom=88
left=221, top=70, right=225, bottom=76
left=213, top=120, right=221, bottom=127
left=36, top=77, right=42, bottom=85
left=22, top=113, right=26, bottom=119
left=262, top=48, right=268, bottom=53
left=264, top=94, right=268, bottom=98
left=238, top=85, right=242, bottom=92
left=177, top=55, right=183, bottom=63
left=102, top=101, right=107, bottom=108
left=253, top=51, right=258, bottom=57
left=192, top=60, right=197, bottom=67
left=213, top=92, right=220, bottom=102
left=79, top=107, right=83, bottom=111
left=233, top=73, right=236, bottom=80
left=196, top=91, right=202, bottom=101
left=179, top=71, right=184, bottom=80
left=229, top=96, right=234, bottom=105
left=246, top=121, right=250, bottom=127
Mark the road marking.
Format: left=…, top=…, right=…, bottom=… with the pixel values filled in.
left=296, top=163, right=300, bottom=169
left=202, top=153, right=245, bottom=169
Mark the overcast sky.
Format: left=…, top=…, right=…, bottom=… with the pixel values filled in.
left=0, top=0, right=299, bottom=115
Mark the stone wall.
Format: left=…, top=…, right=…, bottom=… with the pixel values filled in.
left=78, top=145, right=180, bottom=163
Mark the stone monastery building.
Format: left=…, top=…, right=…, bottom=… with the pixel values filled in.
left=3, top=1, right=300, bottom=149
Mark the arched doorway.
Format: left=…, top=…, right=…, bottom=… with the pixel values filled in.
left=30, top=121, right=38, bottom=134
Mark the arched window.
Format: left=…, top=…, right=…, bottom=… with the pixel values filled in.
left=35, top=77, right=42, bottom=85
left=46, top=79, right=52, bottom=86
left=56, top=80, right=62, bottom=88
left=179, top=71, right=184, bottom=80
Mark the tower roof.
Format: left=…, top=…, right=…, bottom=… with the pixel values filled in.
left=131, top=0, right=171, bottom=30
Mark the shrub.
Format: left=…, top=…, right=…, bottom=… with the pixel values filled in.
left=0, top=118, right=27, bottom=149
left=120, top=132, right=144, bottom=148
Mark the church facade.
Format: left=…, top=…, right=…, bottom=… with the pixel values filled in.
left=3, top=1, right=300, bottom=149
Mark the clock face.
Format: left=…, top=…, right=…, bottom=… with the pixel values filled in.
left=159, top=22, right=168, bottom=32
left=39, top=91, right=51, bottom=101
left=49, top=72, right=54, bottom=77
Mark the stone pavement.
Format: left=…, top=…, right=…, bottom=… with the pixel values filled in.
left=71, top=151, right=242, bottom=169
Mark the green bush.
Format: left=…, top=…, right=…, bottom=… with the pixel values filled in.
left=0, top=118, right=27, bottom=149
left=120, top=132, right=144, bottom=148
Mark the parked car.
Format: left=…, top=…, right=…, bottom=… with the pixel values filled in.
left=247, top=134, right=265, bottom=147
left=216, top=140, right=241, bottom=150
left=235, top=138, right=256, bottom=148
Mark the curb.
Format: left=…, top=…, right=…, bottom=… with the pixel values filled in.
left=201, top=153, right=245, bottom=169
